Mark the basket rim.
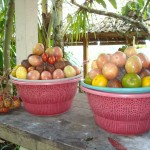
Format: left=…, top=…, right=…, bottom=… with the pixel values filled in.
left=81, top=80, right=150, bottom=94
left=10, top=74, right=81, bottom=85
left=81, top=85, right=150, bottom=98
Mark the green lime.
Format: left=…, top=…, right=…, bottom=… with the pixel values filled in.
left=84, top=74, right=92, bottom=85
left=122, top=73, right=141, bottom=88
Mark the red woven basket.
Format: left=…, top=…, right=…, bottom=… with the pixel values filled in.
left=10, top=75, right=81, bottom=116
left=81, top=86, right=150, bottom=135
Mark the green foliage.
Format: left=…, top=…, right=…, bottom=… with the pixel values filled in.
left=118, top=45, right=128, bottom=52
left=0, top=0, right=16, bottom=71
left=95, top=0, right=117, bottom=9
left=66, top=9, right=90, bottom=42
left=121, top=0, right=149, bottom=20
left=109, top=0, right=117, bottom=9
left=96, top=0, right=106, bottom=8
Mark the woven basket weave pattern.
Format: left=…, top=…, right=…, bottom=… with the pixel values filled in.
left=81, top=86, right=150, bottom=135
left=16, top=83, right=77, bottom=104
left=88, top=94, right=150, bottom=121
left=12, top=77, right=81, bottom=116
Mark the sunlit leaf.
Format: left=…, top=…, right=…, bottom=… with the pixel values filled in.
left=143, top=10, right=147, bottom=20
left=96, top=0, right=106, bottom=8
left=137, top=0, right=144, bottom=6
left=108, top=0, right=117, bottom=9
left=148, top=3, right=150, bottom=12
left=67, top=14, right=72, bottom=23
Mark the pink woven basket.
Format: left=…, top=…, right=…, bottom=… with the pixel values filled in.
left=11, top=75, right=81, bottom=116
left=81, top=86, right=150, bottom=135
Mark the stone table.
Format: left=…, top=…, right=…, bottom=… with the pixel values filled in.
left=0, top=93, right=150, bottom=150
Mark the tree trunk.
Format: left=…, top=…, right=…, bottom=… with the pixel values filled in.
left=52, top=0, right=64, bottom=50
left=3, top=0, right=15, bottom=71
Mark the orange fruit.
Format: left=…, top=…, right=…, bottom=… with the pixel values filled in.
left=142, top=76, right=150, bottom=87
left=92, top=74, right=108, bottom=87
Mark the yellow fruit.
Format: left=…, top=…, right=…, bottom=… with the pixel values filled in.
left=11, top=65, right=21, bottom=77
left=142, top=76, right=150, bottom=87
left=16, top=66, right=27, bottom=79
left=92, top=74, right=108, bottom=87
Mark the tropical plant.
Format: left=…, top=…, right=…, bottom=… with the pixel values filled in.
left=0, top=0, right=16, bottom=73
left=66, top=0, right=150, bottom=42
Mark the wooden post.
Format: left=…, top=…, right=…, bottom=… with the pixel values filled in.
left=83, top=37, right=88, bottom=78
left=15, top=0, right=38, bottom=64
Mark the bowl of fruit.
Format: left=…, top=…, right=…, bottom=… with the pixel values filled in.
left=10, top=43, right=81, bottom=116
left=81, top=46, right=150, bottom=135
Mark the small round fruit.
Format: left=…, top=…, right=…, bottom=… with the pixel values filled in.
left=92, top=74, right=108, bottom=87
left=42, top=52, right=49, bottom=62
left=107, top=79, right=122, bottom=88
left=32, top=43, right=44, bottom=55
left=21, top=59, right=31, bottom=69
left=84, top=74, right=92, bottom=85
left=27, top=66, right=35, bottom=72
left=16, top=66, right=27, bottom=79
left=139, top=69, right=150, bottom=79
left=48, top=56, right=56, bottom=64
left=125, top=55, right=142, bottom=74
left=91, top=60, right=98, bottom=69
left=64, top=65, right=76, bottom=78
left=11, top=65, right=22, bottom=77
left=110, top=51, right=126, bottom=67
left=54, top=60, right=65, bottom=69
left=137, top=53, right=150, bottom=69
left=28, top=55, right=43, bottom=67
left=12, top=98, right=21, bottom=109
left=89, top=68, right=101, bottom=80
left=3, top=99, right=12, bottom=108
left=122, top=73, right=141, bottom=88
left=45, top=47, right=54, bottom=56
left=0, top=96, right=3, bottom=101
left=27, top=70, right=40, bottom=80
left=72, top=66, right=81, bottom=75
left=96, top=53, right=110, bottom=70
left=0, top=100, right=3, bottom=108
left=124, top=46, right=137, bottom=57
left=102, top=63, right=118, bottom=80
left=41, top=71, right=52, bottom=80
left=0, top=107, right=9, bottom=113
left=46, top=64, right=55, bottom=73
left=53, top=69, right=65, bottom=79
left=53, top=47, right=63, bottom=58
left=142, top=76, right=150, bottom=87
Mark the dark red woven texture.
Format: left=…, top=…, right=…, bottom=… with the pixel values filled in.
left=13, top=78, right=80, bottom=116
left=81, top=86, right=150, bottom=135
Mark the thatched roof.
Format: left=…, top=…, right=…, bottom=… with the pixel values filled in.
left=64, top=16, right=149, bottom=45
left=88, top=17, right=134, bottom=33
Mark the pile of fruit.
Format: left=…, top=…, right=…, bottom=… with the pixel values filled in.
left=0, top=71, right=21, bottom=114
left=11, top=43, right=81, bottom=80
left=85, top=46, right=150, bottom=88
left=0, top=95, right=21, bottom=114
